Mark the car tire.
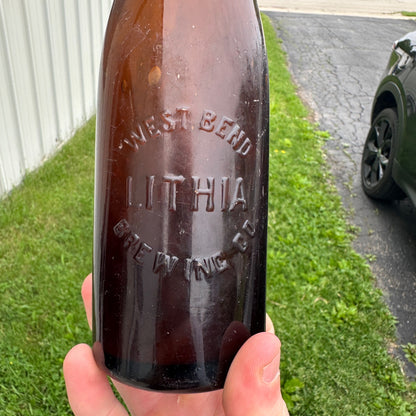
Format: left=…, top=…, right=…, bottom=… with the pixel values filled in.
left=361, top=108, right=405, bottom=200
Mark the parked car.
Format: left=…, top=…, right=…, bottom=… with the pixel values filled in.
left=361, top=31, right=416, bottom=205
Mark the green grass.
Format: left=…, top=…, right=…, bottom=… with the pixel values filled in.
left=262, top=15, right=416, bottom=415
left=0, top=13, right=415, bottom=415
left=0, top=120, right=95, bottom=414
left=401, top=11, right=416, bottom=17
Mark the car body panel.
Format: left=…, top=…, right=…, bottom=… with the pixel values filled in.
left=369, top=31, right=416, bottom=205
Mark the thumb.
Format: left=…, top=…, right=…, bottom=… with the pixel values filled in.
left=222, top=332, right=289, bottom=416
left=63, top=344, right=128, bottom=416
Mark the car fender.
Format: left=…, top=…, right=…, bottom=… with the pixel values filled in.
left=371, top=76, right=407, bottom=139
left=371, top=76, right=409, bottom=150
left=371, top=77, right=411, bottom=193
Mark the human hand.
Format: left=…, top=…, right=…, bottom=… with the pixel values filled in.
left=63, top=274, right=289, bottom=416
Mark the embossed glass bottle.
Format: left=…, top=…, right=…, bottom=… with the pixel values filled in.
left=93, top=0, right=269, bottom=392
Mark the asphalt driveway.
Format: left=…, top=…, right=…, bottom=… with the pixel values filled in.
left=264, top=10, right=416, bottom=377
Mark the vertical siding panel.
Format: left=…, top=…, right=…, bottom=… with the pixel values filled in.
left=75, top=0, right=88, bottom=119
left=62, top=0, right=85, bottom=127
left=21, top=1, right=45, bottom=157
left=24, top=0, right=62, bottom=158
left=45, top=0, right=74, bottom=145
left=2, top=0, right=43, bottom=172
left=0, top=0, right=113, bottom=197
left=87, top=0, right=99, bottom=109
left=97, top=0, right=105, bottom=40
left=40, top=0, right=62, bottom=153
left=90, top=0, right=105, bottom=96
left=0, top=4, right=24, bottom=194
left=78, top=0, right=95, bottom=116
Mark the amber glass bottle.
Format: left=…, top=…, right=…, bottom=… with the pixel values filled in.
left=93, top=0, right=269, bottom=392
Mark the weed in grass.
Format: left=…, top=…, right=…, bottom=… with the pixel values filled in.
left=403, top=343, right=416, bottom=366
left=281, top=374, right=304, bottom=411
left=365, top=253, right=377, bottom=263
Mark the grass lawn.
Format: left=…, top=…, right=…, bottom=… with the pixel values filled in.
left=0, top=13, right=415, bottom=415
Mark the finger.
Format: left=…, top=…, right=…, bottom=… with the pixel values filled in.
left=223, top=332, right=289, bottom=416
left=265, top=314, right=275, bottom=334
left=63, top=344, right=128, bottom=416
left=81, top=273, right=93, bottom=330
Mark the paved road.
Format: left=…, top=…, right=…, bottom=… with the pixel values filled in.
left=259, top=0, right=416, bottom=18
left=264, top=11, right=416, bottom=377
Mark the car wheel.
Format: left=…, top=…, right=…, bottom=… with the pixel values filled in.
left=361, top=108, right=405, bottom=200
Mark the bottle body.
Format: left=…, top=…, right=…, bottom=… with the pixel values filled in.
left=93, top=0, right=269, bottom=392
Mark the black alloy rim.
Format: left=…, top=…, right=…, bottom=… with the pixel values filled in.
left=362, top=117, right=393, bottom=188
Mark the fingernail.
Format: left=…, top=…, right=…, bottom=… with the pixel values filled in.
left=262, top=354, right=280, bottom=384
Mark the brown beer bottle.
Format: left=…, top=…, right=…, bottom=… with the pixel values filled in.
left=93, top=0, right=269, bottom=392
